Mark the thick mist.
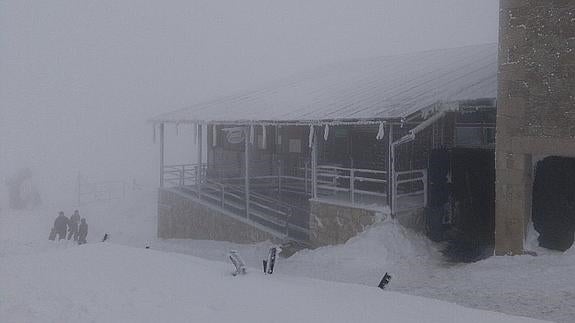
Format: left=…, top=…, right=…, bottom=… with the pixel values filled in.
left=0, top=0, right=499, bottom=208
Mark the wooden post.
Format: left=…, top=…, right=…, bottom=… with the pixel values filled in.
left=159, top=123, right=165, bottom=188
left=221, top=186, right=225, bottom=208
left=244, top=127, right=250, bottom=219
left=350, top=168, right=355, bottom=205
left=304, top=161, right=309, bottom=195
left=277, top=159, right=282, bottom=194
left=180, top=166, right=185, bottom=187
left=387, top=123, right=394, bottom=214
left=422, top=170, right=428, bottom=208
left=197, top=124, right=203, bottom=166
left=311, top=127, right=318, bottom=199
left=197, top=124, right=203, bottom=198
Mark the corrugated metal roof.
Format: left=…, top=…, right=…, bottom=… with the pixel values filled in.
left=151, top=43, right=497, bottom=125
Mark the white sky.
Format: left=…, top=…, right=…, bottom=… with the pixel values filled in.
left=0, top=0, right=499, bottom=205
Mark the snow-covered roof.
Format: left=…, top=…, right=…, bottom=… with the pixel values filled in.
left=151, top=43, right=497, bottom=125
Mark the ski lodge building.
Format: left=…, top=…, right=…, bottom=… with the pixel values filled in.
left=151, top=0, right=574, bottom=258
left=151, top=44, right=499, bottom=253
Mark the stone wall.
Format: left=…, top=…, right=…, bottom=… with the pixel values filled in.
left=496, top=0, right=575, bottom=255
left=309, top=200, right=385, bottom=247
left=158, top=189, right=274, bottom=243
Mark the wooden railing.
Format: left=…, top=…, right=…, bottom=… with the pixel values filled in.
left=163, top=163, right=309, bottom=241
left=163, top=164, right=207, bottom=187
left=315, top=165, right=388, bottom=206
left=163, top=162, right=428, bottom=215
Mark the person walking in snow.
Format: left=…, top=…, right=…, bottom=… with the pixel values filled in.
left=77, top=218, right=88, bottom=245
left=67, top=209, right=81, bottom=241
left=52, top=211, right=69, bottom=240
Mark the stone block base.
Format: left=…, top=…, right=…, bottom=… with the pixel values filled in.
left=158, top=189, right=274, bottom=243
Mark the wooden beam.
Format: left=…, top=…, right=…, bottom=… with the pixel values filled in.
left=197, top=124, right=203, bottom=198
left=159, top=123, right=165, bottom=188
left=244, top=127, right=250, bottom=219
left=311, top=127, right=318, bottom=199
left=387, top=123, right=394, bottom=213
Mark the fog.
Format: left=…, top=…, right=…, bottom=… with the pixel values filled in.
left=0, top=0, right=498, bottom=207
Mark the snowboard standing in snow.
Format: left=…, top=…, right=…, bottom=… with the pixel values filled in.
left=264, top=247, right=277, bottom=274
left=378, top=272, right=392, bottom=290
left=228, top=250, right=246, bottom=276
left=48, top=227, right=56, bottom=241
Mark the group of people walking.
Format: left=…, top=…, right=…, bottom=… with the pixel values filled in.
left=50, top=210, right=88, bottom=244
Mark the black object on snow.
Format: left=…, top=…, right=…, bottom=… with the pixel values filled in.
left=265, top=247, right=277, bottom=274
left=229, top=250, right=247, bottom=276
left=378, top=273, right=392, bottom=290
left=102, top=233, right=109, bottom=242
left=48, top=227, right=56, bottom=241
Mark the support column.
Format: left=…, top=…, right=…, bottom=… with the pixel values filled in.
left=494, top=153, right=532, bottom=255
left=387, top=123, right=394, bottom=213
left=197, top=124, right=203, bottom=165
left=159, top=123, right=165, bottom=188
left=311, top=128, right=318, bottom=199
left=197, top=124, right=203, bottom=197
left=244, top=127, right=250, bottom=218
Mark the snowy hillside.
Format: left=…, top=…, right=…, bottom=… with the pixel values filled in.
left=1, top=190, right=574, bottom=322
left=0, top=243, right=546, bottom=323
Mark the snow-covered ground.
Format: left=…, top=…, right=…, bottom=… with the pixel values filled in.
left=0, top=189, right=572, bottom=322
left=2, top=243, right=547, bottom=323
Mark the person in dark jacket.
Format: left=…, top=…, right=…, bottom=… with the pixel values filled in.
left=78, top=218, right=88, bottom=245
left=68, top=210, right=81, bottom=241
left=52, top=211, right=69, bottom=240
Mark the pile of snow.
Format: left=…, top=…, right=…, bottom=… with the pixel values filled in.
left=283, top=218, right=441, bottom=285
left=0, top=243, right=546, bottom=323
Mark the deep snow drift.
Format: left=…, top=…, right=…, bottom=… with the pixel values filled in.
left=0, top=243, right=546, bottom=323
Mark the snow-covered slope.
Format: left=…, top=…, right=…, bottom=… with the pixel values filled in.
left=2, top=191, right=574, bottom=322
left=0, top=243, right=546, bottom=323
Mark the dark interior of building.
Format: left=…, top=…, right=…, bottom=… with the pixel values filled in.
left=533, top=156, right=575, bottom=251
left=426, top=148, right=495, bottom=262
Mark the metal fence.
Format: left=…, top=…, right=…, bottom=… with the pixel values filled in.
left=392, top=169, right=428, bottom=212
left=315, top=165, right=388, bottom=207
left=77, top=176, right=142, bottom=206
left=162, top=163, right=427, bottom=214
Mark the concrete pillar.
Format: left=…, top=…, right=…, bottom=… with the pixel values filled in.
left=495, top=0, right=575, bottom=255
left=494, top=153, right=532, bottom=255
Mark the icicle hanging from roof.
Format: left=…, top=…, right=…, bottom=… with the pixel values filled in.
left=212, top=125, right=217, bottom=147
left=175, top=123, right=180, bottom=136
left=249, top=125, right=255, bottom=144
left=308, top=125, right=314, bottom=148
left=192, top=123, right=197, bottom=145
left=376, top=122, right=385, bottom=140
left=323, top=124, right=330, bottom=141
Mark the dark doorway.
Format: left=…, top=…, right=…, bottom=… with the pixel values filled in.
left=426, top=148, right=495, bottom=262
left=532, top=156, right=575, bottom=251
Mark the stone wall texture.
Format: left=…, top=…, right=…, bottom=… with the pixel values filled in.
left=158, top=189, right=274, bottom=243
left=496, top=0, right=575, bottom=254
